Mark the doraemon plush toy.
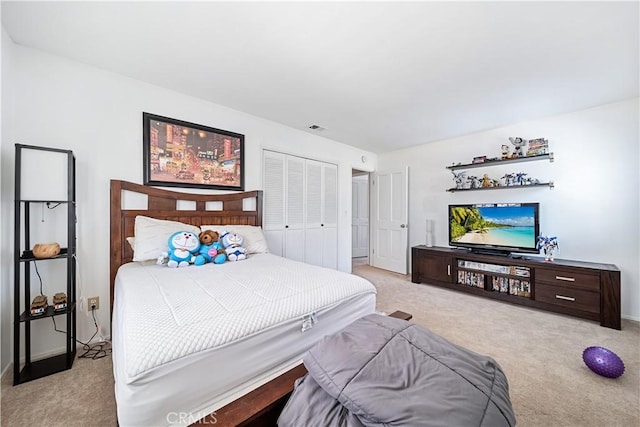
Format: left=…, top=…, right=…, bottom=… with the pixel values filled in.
left=194, top=230, right=226, bottom=266
left=167, top=231, right=200, bottom=268
left=220, top=231, right=247, bottom=261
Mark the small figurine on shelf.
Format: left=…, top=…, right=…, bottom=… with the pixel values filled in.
left=515, top=172, right=528, bottom=185
left=508, top=137, right=528, bottom=158
left=482, top=174, right=491, bottom=188
left=451, top=170, right=467, bottom=189
left=537, top=236, right=558, bottom=262
left=525, top=177, right=540, bottom=185
left=501, top=144, right=511, bottom=160
left=467, top=175, right=481, bottom=189
left=502, top=172, right=516, bottom=186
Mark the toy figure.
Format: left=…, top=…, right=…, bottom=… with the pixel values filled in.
left=501, top=144, right=511, bottom=160
left=451, top=170, right=467, bottom=189
left=194, top=230, right=226, bottom=265
left=502, top=173, right=515, bottom=186
left=515, top=172, right=528, bottom=185
left=509, top=137, right=528, bottom=158
left=482, top=174, right=491, bottom=188
left=167, top=231, right=201, bottom=268
left=221, top=231, right=247, bottom=261
left=536, top=236, right=558, bottom=262
left=467, top=175, right=481, bottom=189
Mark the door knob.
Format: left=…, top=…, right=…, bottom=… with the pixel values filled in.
left=400, top=224, right=406, bottom=228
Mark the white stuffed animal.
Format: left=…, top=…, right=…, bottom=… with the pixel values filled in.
left=220, top=231, right=247, bottom=261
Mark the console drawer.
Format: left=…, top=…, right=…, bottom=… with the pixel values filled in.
left=535, top=283, right=599, bottom=314
left=536, top=268, right=600, bottom=291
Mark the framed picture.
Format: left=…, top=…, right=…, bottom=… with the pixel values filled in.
left=143, top=112, right=244, bottom=190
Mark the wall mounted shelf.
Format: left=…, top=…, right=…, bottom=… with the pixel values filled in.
left=447, top=152, right=554, bottom=192
left=447, top=182, right=554, bottom=192
left=446, top=153, right=554, bottom=171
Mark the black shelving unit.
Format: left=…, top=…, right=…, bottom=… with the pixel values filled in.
left=13, top=144, right=77, bottom=385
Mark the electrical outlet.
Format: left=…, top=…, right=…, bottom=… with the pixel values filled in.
left=88, top=296, right=99, bottom=311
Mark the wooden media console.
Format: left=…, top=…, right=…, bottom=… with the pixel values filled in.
left=412, top=246, right=620, bottom=330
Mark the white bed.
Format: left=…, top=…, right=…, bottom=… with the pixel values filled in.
left=109, top=181, right=376, bottom=426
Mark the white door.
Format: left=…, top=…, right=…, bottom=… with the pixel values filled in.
left=263, top=151, right=286, bottom=256
left=304, top=160, right=323, bottom=267
left=352, top=175, right=369, bottom=258
left=305, top=160, right=338, bottom=269
left=371, top=167, right=408, bottom=274
left=321, top=163, right=338, bottom=269
left=285, top=155, right=305, bottom=262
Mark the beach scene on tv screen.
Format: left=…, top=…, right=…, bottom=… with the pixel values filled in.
left=450, top=205, right=536, bottom=248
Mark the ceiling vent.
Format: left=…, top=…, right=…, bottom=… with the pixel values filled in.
left=308, top=124, right=326, bottom=131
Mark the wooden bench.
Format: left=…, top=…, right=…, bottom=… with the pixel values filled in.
left=193, top=311, right=412, bottom=426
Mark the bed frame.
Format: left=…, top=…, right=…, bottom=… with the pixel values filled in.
left=110, top=180, right=410, bottom=425
left=109, top=179, right=263, bottom=315
left=193, top=310, right=413, bottom=426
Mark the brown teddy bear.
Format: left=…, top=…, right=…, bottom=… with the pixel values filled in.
left=194, top=230, right=226, bottom=265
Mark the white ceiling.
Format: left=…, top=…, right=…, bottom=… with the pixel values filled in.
left=2, top=1, right=638, bottom=153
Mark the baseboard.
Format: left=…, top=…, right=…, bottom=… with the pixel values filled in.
left=11, top=336, right=112, bottom=367
left=1, top=362, right=11, bottom=381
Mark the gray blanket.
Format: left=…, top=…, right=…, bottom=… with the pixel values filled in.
left=278, top=314, right=516, bottom=427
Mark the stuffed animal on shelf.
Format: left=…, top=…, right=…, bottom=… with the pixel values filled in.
left=536, top=235, right=558, bottom=262
left=508, top=137, right=528, bottom=158
left=221, top=231, right=247, bottom=261
left=167, top=231, right=201, bottom=268
left=194, top=230, right=226, bottom=265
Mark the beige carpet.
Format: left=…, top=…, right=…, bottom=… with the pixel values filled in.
left=2, top=261, right=638, bottom=426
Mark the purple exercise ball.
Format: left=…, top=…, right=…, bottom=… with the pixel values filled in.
left=582, top=346, right=625, bottom=379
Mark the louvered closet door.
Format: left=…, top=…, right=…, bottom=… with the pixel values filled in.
left=304, top=160, right=324, bottom=267
left=284, top=155, right=305, bottom=262
left=322, top=163, right=338, bottom=269
left=304, top=160, right=338, bottom=269
left=263, top=151, right=286, bottom=256
left=263, top=151, right=338, bottom=268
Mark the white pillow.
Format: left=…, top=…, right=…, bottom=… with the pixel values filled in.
left=200, top=225, right=269, bottom=254
left=133, top=216, right=201, bottom=261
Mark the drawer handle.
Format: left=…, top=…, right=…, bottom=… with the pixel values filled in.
left=555, top=276, right=575, bottom=282
left=555, top=295, right=576, bottom=302
left=447, top=265, right=451, bottom=276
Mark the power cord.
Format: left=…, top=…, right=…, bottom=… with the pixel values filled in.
left=33, top=260, right=44, bottom=296
left=73, top=253, right=107, bottom=343
left=51, top=307, right=111, bottom=360
left=41, top=249, right=110, bottom=358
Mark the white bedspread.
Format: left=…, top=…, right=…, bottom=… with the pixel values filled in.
left=114, top=253, right=376, bottom=382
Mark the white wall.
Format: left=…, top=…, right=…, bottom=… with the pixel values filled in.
left=0, top=26, right=15, bottom=375
left=378, top=98, right=640, bottom=321
left=0, top=38, right=377, bottom=372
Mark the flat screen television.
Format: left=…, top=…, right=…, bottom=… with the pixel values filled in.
left=448, top=203, right=540, bottom=256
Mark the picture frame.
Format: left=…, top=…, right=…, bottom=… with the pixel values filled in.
left=143, top=112, right=244, bottom=190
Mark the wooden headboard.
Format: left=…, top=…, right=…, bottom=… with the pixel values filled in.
left=109, top=180, right=263, bottom=315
